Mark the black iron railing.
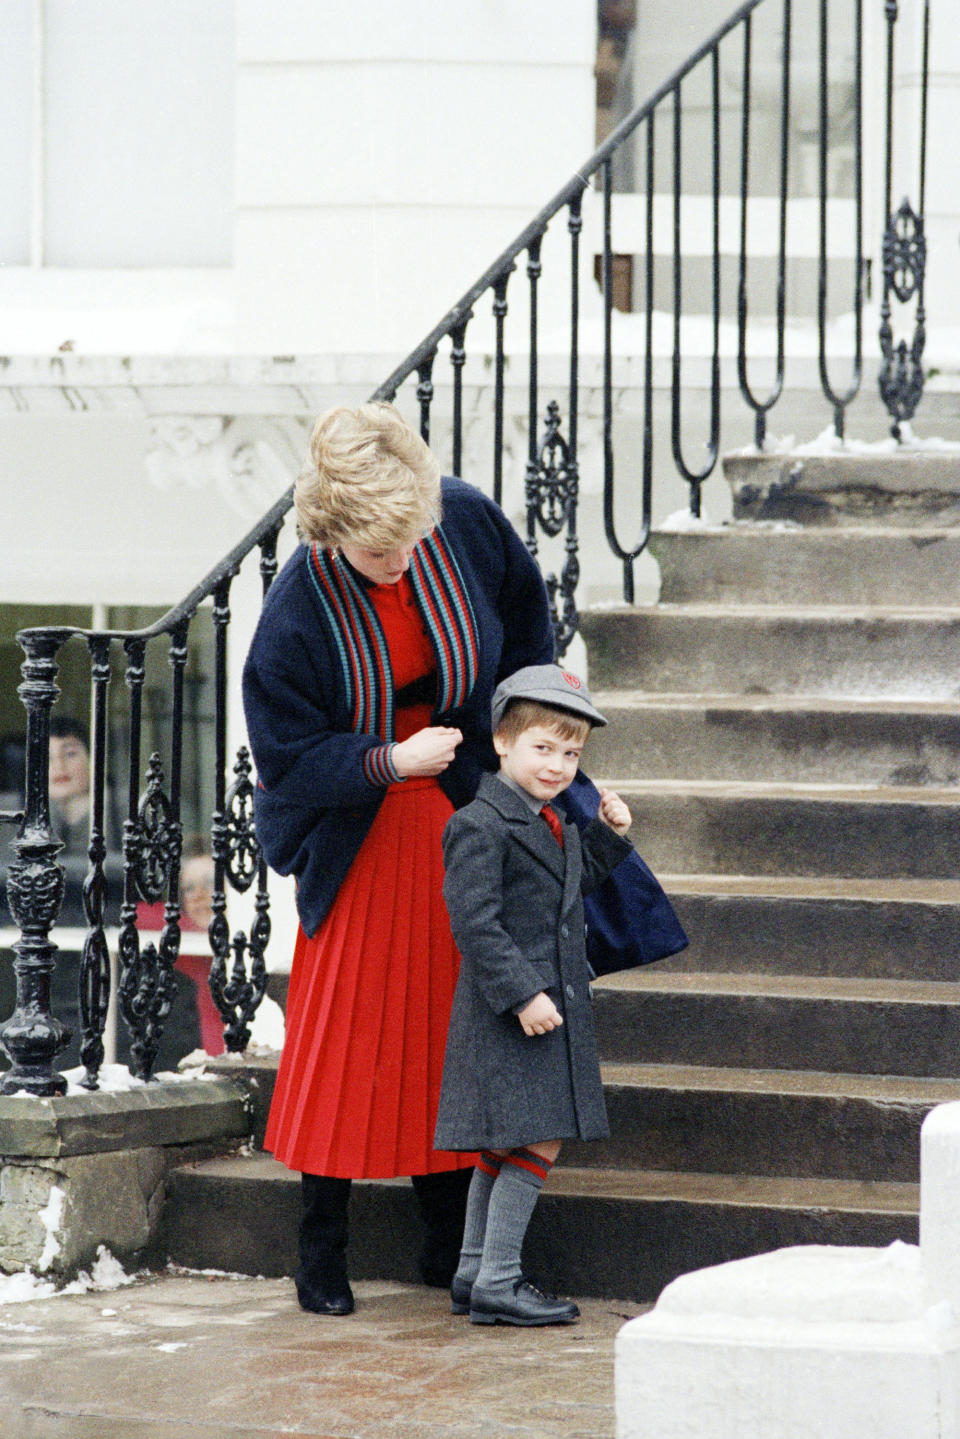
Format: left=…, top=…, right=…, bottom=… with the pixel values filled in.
left=0, top=0, right=936, bottom=1094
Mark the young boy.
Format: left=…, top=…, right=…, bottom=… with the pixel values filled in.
left=434, top=664, right=633, bottom=1326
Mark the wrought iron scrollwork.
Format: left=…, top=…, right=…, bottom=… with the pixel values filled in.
left=878, top=0, right=929, bottom=438
left=118, top=936, right=180, bottom=1081
left=879, top=200, right=926, bottom=438
left=134, top=753, right=179, bottom=902
left=209, top=743, right=270, bottom=1052
left=0, top=631, right=71, bottom=1095
left=77, top=634, right=112, bottom=1088
left=209, top=889, right=270, bottom=1054
left=528, top=401, right=575, bottom=538
left=526, top=401, right=580, bottom=659
left=222, top=747, right=261, bottom=893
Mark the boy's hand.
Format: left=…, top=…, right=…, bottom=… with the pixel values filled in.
left=518, top=991, right=564, bottom=1036
left=598, top=788, right=632, bottom=835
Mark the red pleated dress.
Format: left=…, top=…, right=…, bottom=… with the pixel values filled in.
left=263, top=572, right=476, bottom=1179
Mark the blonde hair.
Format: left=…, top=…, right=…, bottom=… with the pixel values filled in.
left=295, top=402, right=442, bottom=549
left=495, top=700, right=592, bottom=746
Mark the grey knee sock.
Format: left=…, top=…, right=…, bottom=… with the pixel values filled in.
left=454, top=1153, right=502, bottom=1287
left=474, top=1149, right=552, bottom=1294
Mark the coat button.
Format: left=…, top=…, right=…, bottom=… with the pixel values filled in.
left=565, top=983, right=575, bottom=1000
left=561, top=923, right=569, bottom=938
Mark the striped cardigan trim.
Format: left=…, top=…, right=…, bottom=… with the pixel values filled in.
left=362, top=743, right=401, bottom=787
left=408, top=529, right=479, bottom=714
left=306, top=545, right=393, bottom=738
left=305, top=526, right=479, bottom=741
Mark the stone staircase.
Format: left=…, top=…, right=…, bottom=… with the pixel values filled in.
left=163, top=504, right=960, bottom=1303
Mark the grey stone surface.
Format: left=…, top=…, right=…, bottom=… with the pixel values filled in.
left=591, top=971, right=960, bottom=1079
left=0, top=1271, right=645, bottom=1439
left=587, top=694, right=960, bottom=786
left=567, top=1064, right=960, bottom=1182
left=723, top=451, right=960, bottom=526
left=0, top=1077, right=251, bottom=1158
left=651, top=526, right=960, bottom=606
left=661, top=879, right=960, bottom=981
left=616, top=780, right=960, bottom=879
left=0, top=1078, right=254, bottom=1279
left=581, top=605, right=960, bottom=698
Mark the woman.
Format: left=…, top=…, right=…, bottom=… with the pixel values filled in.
left=242, top=402, right=554, bottom=1315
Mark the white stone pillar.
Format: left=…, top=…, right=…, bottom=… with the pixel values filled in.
left=920, top=1100, right=960, bottom=1312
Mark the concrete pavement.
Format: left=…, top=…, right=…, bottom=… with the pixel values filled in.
left=1, top=1270, right=647, bottom=1438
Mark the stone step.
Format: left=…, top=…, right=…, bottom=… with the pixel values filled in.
left=613, top=779, right=960, bottom=879
left=162, top=1151, right=917, bottom=1303
left=661, top=875, right=960, bottom=981
left=592, top=970, right=960, bottom=1078
left=580, top=604, right=960, bottom=698
left=561, top=1063, right=960, bottom=1183
left=650, top=526, right=960, bottom=607
left=586, top=693, right=960, bottom=786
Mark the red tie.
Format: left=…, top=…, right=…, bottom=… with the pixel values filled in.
left=540, top=803, right=564, bottom=848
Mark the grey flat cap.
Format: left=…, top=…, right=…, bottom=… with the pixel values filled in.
left=491, top=664, right=608, bottom=731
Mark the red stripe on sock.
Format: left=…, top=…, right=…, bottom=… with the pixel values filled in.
left=477, top=1153, right=502, bottom=1180
left=506, top=1148, right=552, bottom=1182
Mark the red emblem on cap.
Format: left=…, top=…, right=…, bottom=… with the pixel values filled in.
left=561, top=671, right=581, bottom=689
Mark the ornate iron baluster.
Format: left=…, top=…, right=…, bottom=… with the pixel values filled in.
left=209, top=747, right=269, bottom=1051
left=77, top=635, right=112, bottom=1089
left=152, top=621, right=188, bottom=1073
left=208, top=574, right=268, bottom=1052
left=878, top=0, right=929, bottom=438
left=529, top=402, right=580, bottom=658
left=117, top=638, right=180, bottom=1081
left=0, top=630, right=71, bottom=1095
left=817, top=0, right=864, bottom=440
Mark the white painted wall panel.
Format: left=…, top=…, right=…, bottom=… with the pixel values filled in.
left=238, top=0, right=594, bottom=67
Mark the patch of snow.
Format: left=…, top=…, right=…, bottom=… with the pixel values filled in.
left=0, top=1247, right=136, bottom=1304
left=84, top=1246, right=136, bottom=1292
left=728, top=424, right=960, bottom=459
left=36, top=1186, right=64, bottom=1272
left=0, top=1271, right=57, bottom=1305
left=155, top=1341, right=189, bottom=1352
left=248, top=995, right=285, bottom=1051
left=165, top=1263, right=249, bottom=1280
left=659, top=507, right=714, bottom=532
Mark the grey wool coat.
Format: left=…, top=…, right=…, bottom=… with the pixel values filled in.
left=434, top=773, right=633, bottom=1151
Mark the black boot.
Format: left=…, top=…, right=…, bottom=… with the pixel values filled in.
left=296, top=1173, right=354, bottom=1316
left=410, top=1169, right=472, bottom=1288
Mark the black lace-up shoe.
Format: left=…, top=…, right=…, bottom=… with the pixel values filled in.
left=469, top=1278, right=580, bottom=1327
left=450, top=1274, right=472, bottom=1314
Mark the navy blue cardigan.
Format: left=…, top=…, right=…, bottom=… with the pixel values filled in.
left=242, top=476, right=556, bottom=937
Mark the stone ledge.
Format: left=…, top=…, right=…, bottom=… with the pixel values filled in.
left=0, top=1078, right=250, bottom=1159
left=723, top=450, right=960, bottom=526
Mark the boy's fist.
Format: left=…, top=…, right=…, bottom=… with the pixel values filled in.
left=518, top=991, right=564, bottom=1036
left=598, top=788, right=631, bottom=835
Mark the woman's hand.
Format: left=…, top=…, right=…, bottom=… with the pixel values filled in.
left=598, top=787, right=632, bottom=835
left=392, top=726, right=463, bottom=778
left=517, top=991, right=564, bottom=1036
